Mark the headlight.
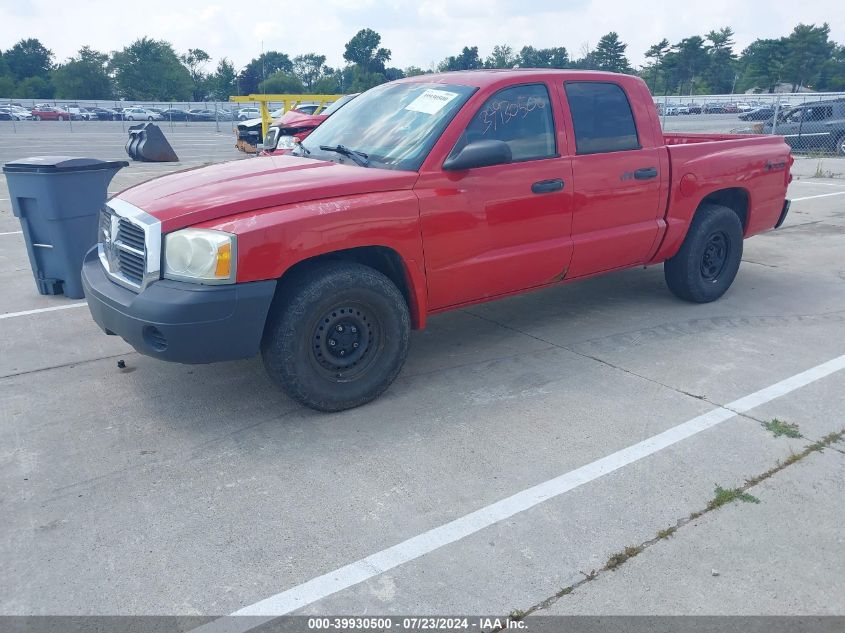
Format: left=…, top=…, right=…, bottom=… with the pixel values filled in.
left=276, top=134, right=297, bottom=149
left=163, top=229, right=236, bottom=284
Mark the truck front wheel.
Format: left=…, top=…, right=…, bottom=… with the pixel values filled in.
left=261, top=262, right=411, bottom=412
left=664, top=204, right=743, bottom=303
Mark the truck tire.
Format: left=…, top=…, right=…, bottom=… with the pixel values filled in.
left=664, top=204, right=743, bottom=303
left=261, top=262, right=411, bottom=412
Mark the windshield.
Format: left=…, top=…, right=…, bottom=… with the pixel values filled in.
left=298, top=82, right=476, bottom=171
left=320, top=93, right=358, bottom=117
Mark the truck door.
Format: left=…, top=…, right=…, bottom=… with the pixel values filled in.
left=417, top=82, right=574, bottom=310
left=560, top=81, right=663, bottom=278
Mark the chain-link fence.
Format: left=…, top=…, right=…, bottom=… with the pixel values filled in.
left=0, top=97, right=334, bottom=134
left=3, top=91, right=845, bottom=160
left=655, top=92, right=845, bottom=157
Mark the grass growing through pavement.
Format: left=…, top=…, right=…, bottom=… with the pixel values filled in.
left=762, top=418, right=803, bottom=438
left=490, top=427, right=845, bottom=631
left=656, top=526, right=677, bottom=540
left=706, top=485, right=760, bottom=510
left=605, top=545, right=643, bottom=570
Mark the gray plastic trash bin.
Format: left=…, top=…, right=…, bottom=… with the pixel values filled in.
left=3, top=156, right=128, bottom=299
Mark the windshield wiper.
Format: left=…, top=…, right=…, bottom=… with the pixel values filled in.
left=319, top=144, right=369, bottom=167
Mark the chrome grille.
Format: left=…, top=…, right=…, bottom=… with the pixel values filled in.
left=98, top=199, right=161, bottom=292
left=117, top=218, right=145, bottom=251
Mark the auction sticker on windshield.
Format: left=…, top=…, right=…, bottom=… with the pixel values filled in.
left=405, top=89, right=460, bottom=115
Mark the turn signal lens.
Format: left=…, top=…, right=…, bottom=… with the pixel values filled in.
left=215, top=242, right=232, bottom=278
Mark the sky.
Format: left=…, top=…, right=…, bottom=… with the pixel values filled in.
left=1, top=0, right=843, bottom=72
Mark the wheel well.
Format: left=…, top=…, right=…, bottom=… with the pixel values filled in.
left=276, top=246, right=418, bottom=326
left=698, top=188, right=749, bottom=231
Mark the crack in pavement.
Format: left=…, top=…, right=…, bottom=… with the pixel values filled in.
left=462, top=309, right=726, bottom=410
left=461, top=308, right=845, bottom=422
left=495, top=428, right=845, bottom=627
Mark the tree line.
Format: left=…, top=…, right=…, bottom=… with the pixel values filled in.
left=1, top=24, right=842, bottom=103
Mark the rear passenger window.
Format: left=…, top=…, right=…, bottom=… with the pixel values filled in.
left=565, top=82, right=640, bottom=154
left=452, top=84, right=556, bottom=162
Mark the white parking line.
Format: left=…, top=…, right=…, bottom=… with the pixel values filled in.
left=0, top=303, right=87, bottom=320
left=192, top=353, right=845, bottom=632
left=791, top=191, right=845, bottom=202
left=792, top=181, right=845, bottom=188
left=0, top=231, right=22, bottom=236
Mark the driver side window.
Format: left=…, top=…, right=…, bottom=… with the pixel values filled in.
left=450, top=84, right=556, bottom=163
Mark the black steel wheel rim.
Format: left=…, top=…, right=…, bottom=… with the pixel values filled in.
left=311, top=304, right=382, bottom=381
left=700, top=231, right=730, bottom=281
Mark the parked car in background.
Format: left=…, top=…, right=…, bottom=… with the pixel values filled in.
left=1, top=106, right=34, bottom=120
left=0, top=108, right=13, bottom=121
left=735, top=103, right=754, bottom=112
left=237, top=107, right=261, bottom=121
left=192, top=108, right=234, bottom=121
left=31, top=106, right=72, bottom=121
left=739, top=107, right=776, bottom=121
left=185, top=109, right=212, bottom=121
left=722, top=103, right=740, bottom=114
left=123, top=107, right=163, bottom=121
left=262, top=93, right=359, bottom=154
left=703, top=103, right=726, bottom=114
left=291, top=102, right=324, bottom=115
left=686, top=103, right=703, bottom=114
left=160, top=108, right=191, bottom=121
left=761, top=99, right=845, bottom=155
left=66, top=106, right=96, bottom=120
left=90, top=107, right=121, bottom=121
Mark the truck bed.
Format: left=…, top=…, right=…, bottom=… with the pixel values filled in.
left=649, top=132, right=792, bottom=264
left=663, top=132, right=766, bottom=145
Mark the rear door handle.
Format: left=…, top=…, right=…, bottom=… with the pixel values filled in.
left=532, top=178, right=564, bottom=194
left=634, top=167, right=658, bottom=180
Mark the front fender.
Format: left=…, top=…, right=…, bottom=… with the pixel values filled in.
left=199, top=190, right=428, bottom=327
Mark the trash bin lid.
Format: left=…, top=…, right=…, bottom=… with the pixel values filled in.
left=3, top=156, right=130, bottom=174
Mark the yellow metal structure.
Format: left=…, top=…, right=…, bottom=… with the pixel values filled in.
left=229, top=94, right=344, bottom=140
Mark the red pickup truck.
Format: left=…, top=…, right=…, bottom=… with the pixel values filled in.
left=84, top=70, right=792, bottom=411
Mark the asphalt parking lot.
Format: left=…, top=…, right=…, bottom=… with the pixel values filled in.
left=1, top=122, right=844, bottom=626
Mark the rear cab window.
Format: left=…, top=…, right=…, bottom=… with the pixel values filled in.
left=564, top=82, right=640, bottom=154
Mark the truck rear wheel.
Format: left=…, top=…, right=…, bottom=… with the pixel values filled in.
left=261, top=262, right=410, bottom=412
left=664, top=204, right=743, bottom=303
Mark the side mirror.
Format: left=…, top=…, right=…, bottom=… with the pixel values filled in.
left=443, top=139, right=512, bottom=171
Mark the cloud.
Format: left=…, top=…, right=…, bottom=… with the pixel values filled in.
left=0, top=0, right=841, bottom=71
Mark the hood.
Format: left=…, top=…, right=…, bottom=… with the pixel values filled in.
left=273, top=110, right=326, bottom=129
left=117, top=154, right=418, bottom=232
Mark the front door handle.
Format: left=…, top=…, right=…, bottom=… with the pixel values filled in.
left=532, top=178, right=564, bottom=194
left=634, top=167, right=658, bottom=180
